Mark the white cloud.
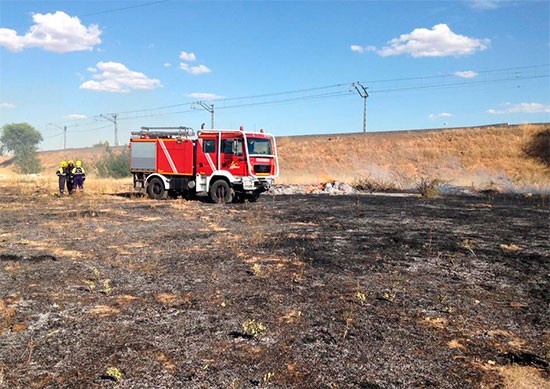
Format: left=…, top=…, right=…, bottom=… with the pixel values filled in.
left=188, top=93, right=224, bottom=101
left=487, top=102, right=550, bottom=114
left=87, top=67, right=97, bottom=73
left=373, top=24, right=489, bottom=57
left=180, top=63, right=211, bottom=75
left=163, top=62, right=172, bottom=68
left=428, top=112, right=453, bottom=120
left=179, top=51, right=197, bottom=61
left=80, top=61, right=162, bottom=93
left=454, top=70, right=478, bottom=78
left=0, top=102, right=16, bottom=109
left=351, top=44, right=376, bottom=54
left=469, top=0, right=500, bottom=10
left=0, top=11, right=101, bottom=53
left=64, top=114, right=87, bottom=120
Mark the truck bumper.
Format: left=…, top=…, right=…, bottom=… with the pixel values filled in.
left=242, top=177, right=273, bottom=192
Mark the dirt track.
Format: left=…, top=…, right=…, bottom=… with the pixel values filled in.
left=0, top=188, right=549, bottom=388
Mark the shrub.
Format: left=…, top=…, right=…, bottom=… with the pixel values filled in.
left=242, top=319, right=267, bottom=337
left=416, top=177, right=442, bottom=198
left=352, top=176, right=399, bottom=192
left=95, top=147, right=130, bottom=178
left=524, top=128, right=549, bottom=167
left=93, top=140, right=110, bottom=149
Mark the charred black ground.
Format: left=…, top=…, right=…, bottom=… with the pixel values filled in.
left=0, top=188, right=549, bottom=388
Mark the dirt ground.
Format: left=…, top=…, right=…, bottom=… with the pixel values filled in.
left=0, top=187, right=549, bottom=388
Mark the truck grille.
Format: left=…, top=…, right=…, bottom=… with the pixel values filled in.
left=254, top=164, right=271, bottom=174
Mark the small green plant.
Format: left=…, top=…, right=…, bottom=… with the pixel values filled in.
left=382, top=291, right=396, bottom=302
left=342, top=310, right=354, bottom=339
left=242, top=319, right=267, bottom=338
left=355, top=282, right=366, bottom=304
left=460, top=239, right=477, bottom=257
left=251, top=263, right=262, bottom=276
left=102, top=279, right=112, bottom=295
left=83, top=280, right=96, bottom=293
left=105, top=366, right=122, bottom=382
left=263, top=371, right=275, bottom=384
left=416, top=177, right=441, bottom=198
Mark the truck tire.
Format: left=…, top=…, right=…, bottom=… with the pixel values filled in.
left=147, top=177, right=167, bottom=200
left=210, top=180, right=233, bottom=204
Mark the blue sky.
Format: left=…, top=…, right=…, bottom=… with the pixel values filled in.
left=0, top=0, right=549, bottom=151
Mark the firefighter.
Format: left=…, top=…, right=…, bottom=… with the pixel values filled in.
left=66, top=160, right=75, bottom=194
left=56, top=161, right=68, bottom=195
left=72, top=160, right=86, bottom=192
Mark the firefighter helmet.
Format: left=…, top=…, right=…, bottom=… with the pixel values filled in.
left=68, top=160, right=74, bottom=165
left=76, top=160, right=82, bottom=167
left=61, top=161, right=67, bottom=167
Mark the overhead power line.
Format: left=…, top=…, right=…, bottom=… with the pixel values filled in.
left=3, top=1, right=169, bottom=29
left=43, top=64, right=548, bottom=140
left=369, top=74, right=548, bottom=94
left=80, top=1, right=169, bottom=18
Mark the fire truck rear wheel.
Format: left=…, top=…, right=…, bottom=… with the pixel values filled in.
left=147, top=177, right=167, bottom=200
left=210, top=180, right=233, bottom=204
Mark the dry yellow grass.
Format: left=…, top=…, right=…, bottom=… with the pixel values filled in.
left=276, top=123, right=549, bottom=191
left=0, top=173, right=132, bottom=195
left=0, top=123, right=548, bottom=192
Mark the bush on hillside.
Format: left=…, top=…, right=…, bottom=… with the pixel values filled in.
left=524, top=128, right=550, bottom=167
left=96, top=147, right=130, bottom=178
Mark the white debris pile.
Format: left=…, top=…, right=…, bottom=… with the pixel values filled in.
left=270, top=182, right=357, bottom=195
left=269, top=185, right=308, bottom=195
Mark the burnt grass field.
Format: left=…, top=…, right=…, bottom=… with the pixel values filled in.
left=0, top=187, right=549, bottom=388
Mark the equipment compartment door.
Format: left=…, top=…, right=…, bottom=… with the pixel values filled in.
left=196, top=136, right=218, bottom=175
left=130, top=141, right=157, bottom=171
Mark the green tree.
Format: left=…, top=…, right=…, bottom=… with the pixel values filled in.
left=0, top=123, right=43, bottom=174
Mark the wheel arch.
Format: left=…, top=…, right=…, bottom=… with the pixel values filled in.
left=207, top=171, right=236, bottom=190
left=145, top=173, right=170, bottom=190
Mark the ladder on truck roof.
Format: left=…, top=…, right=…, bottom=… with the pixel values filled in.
left=131, top=126, right=195, bottom=139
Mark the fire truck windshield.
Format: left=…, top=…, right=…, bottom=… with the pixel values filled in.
left=247, top=137, right=272, bottom=155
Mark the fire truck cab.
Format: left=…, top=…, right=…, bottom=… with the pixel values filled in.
left=129, top=126, right=279, bottom=203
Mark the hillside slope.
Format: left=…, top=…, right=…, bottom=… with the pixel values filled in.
left=277, top=123, right=549, bottom=191
left=1, top=123, right=548, bottom=191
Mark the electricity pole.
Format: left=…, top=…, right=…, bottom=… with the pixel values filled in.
left=196, top=102, right=215, bottom=129
left=100, top=113, right=119, bottom=146
left=352, top=82, right=369, bottom=132
left=47, top=123, right=68, bottom=149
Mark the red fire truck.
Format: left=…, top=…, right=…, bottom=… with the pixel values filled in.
left=129, top=126, right=279, bottom=203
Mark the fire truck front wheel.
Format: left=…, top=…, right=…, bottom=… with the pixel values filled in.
left=209, top=180, right=233, bottom=204
left=147, top=177, right=168, bottom=200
